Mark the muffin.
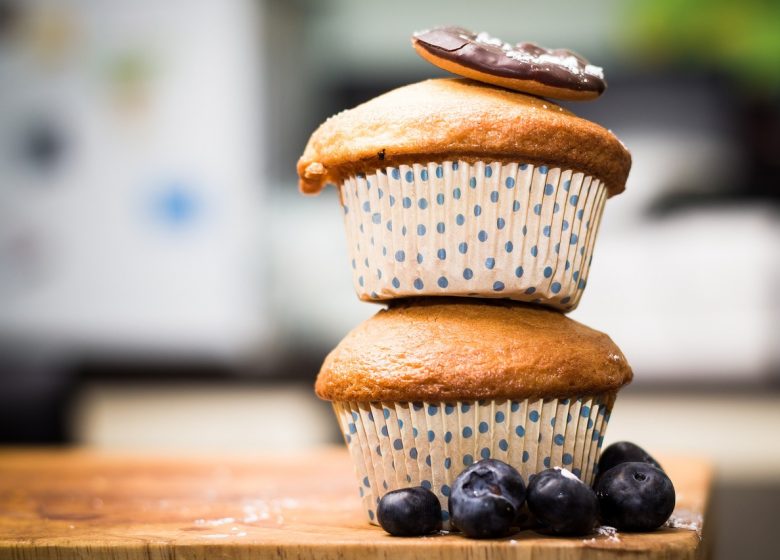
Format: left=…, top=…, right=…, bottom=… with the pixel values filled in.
left=297, top=78, right=630, bottom=310
left=316, top=298, right=633, bottom=528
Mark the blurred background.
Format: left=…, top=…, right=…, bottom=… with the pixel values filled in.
left=0, top=0, right=778, bottom=556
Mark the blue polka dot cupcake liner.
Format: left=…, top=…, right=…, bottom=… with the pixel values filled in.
left=333, top=394, right=614, bottom=529
left=340, top=160, right=607, bottom=311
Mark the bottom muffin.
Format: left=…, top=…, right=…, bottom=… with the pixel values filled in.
left=316, top=299, right=632, bottom=528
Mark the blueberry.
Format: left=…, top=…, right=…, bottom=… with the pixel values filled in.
left=595, top=441, right=662, bottom=485
left=527, top=468, right=598, bottom=535
left=596, top=462, right=675, bottom=532
left=449, top=459, right=526, bottom=538
left=377, top=487, right=442, bottom=536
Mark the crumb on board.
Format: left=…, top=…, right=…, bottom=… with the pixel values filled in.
left=583, top=525, right=620, bottom=544
left=666, top=510, right=704, bottom=539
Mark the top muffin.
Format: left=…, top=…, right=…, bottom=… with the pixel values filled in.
left=298, top=53, right=630, bottom=309
left=298, top=79, right=630, bottom=195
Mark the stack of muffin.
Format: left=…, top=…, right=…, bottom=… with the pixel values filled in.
left=297, top=27, right=633, bottom=529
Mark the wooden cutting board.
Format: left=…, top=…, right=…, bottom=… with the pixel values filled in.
left=0, top=448, right=711, bottom=559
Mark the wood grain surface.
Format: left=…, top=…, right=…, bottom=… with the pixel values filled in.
left=0, top=448, right=711, bottom=560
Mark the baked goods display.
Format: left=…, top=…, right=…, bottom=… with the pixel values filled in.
left=297, top=27, right=668, bottom=538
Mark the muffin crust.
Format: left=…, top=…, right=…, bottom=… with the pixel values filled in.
left=316, top=299, right=632, bottom=402
left=297, top=78, right=630, bottom=196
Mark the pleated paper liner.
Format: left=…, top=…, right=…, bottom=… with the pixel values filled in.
left=339, top=160, right=608, bottom=311
left=333, top=395, right=615, bottom=529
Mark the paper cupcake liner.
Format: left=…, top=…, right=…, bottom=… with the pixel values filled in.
left=339, top=161, right=608, bottom=311
left=333, top=394, right=615, bottom=529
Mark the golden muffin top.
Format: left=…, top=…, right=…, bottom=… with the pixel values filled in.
left=297, top=79, right=630, bottom=196
left=316, top=298, right=632, bottom=402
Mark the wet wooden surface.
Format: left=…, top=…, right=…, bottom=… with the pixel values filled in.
left=0, top=448, right=711, bottom=559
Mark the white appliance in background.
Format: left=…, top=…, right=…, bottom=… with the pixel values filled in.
left=0, top=0, right=267, bottom=359
left=572, top=132, right=780, bottom=383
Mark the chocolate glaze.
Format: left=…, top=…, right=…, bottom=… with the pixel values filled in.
left=413, top=26, right=606, bottom=95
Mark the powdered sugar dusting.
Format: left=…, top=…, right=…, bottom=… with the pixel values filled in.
left=240, top=499, right=299, bottom=525
left=666, top=510, right=703, bottom=539
left=585, top=64, right=605, bottom=79
left=505, top=49, right=603, bottom=78
left=583, top=525, right=621, bottom=544
left=597, top=525, right=620, bottom=542
left=471, top=31, right=604, bottom=79
left=555, top=467, right=581, bottom=481
left=194, top=517, right=235, bottom=527
left=192, top=498, right=301, bottom=531
left=475, top=31, right=513, bottom=51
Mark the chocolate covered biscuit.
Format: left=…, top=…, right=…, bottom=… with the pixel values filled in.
left=413, top=26, right=606, bottom=101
